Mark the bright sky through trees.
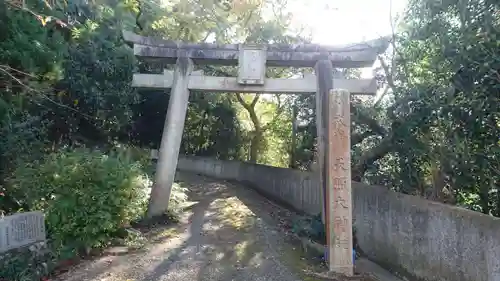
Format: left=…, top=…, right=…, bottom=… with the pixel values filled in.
left=286, top=0, right=407, bottom=45
left=283, top=0, right=407, bottom=78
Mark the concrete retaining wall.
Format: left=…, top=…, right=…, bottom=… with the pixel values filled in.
left=178, top=156, right=322, bottom=215
left=177, top=156, right=500, bottom=281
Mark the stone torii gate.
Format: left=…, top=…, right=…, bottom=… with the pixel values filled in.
left=123, top=31, right=388, bottom=275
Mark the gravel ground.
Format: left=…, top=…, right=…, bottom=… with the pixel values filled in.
left=55, top=172, right=304, bottom=281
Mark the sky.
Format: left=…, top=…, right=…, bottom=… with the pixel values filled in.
left=285, top=0, right=407, bottom=45
left=282, top=0, right=408, bottom=78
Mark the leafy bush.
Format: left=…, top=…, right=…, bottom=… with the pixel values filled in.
left=291, top=213, right=325, bottom=244
left=8, top=148, right=151, bottom=254
left=168, top=182, right=189, bottom=216
left=292, top=213, right=358, bottom=249
left=106, top=145, right=188, bottom=218
left=0, top=242, right=55, bottom=281
left=0, top=113, right=51, bottom=216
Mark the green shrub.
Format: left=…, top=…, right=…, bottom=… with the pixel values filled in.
left=168, top=182, right=189, bottom=216
left=0, top=242, right=55, bottom=281
left=8, top=148, right=151, bottom=254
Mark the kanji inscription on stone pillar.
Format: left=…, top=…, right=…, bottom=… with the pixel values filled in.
left=327, top=89, right=353, bottom=275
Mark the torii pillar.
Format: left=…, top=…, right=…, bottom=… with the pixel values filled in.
left=147, top=56, right=193, bottom=217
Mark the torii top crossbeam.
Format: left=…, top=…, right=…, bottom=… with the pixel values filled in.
left=123, top=31, right=389, bottom=68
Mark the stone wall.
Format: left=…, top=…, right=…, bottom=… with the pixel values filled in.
left=177, top=156, right=500, bottom=281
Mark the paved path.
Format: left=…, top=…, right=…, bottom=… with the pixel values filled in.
left=56, top=173, right=303, bottom=281
left=56, top=172, right=404, bottom=281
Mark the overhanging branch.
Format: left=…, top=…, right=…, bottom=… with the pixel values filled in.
left=350, top=103, right=388, bottom=136
left=352, top=134, right=394, bottom=181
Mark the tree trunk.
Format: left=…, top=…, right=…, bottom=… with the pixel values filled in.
left=431, top=163, right=447, bottom=202
left=197, top=111, right=208, bottom=153
left=247, top=108, right=262, bottom=163
left=289, top=104, right=297, bottom=168
left=249, top=130, right=263, bottom=163
left=480, top=183, right=490, bottom=215
left=235, top=93, right=263, bottom=163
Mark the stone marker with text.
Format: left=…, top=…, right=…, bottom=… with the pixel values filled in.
left=327, top=89, right=353, bottom=275
left=0, top=211, right=46, bottom=253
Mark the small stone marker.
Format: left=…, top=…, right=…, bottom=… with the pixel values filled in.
left=0, top=211, right=46, bottom=253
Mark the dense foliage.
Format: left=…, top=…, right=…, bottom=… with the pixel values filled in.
left=0, top=0, right=299, bottom=279
left=290, top=0, right=500, bottom=216
left=10, top=149, right=150, bottom=253
left=370, top=0, right=500, bottom=214
left=0, top=243, right=55, bottom=281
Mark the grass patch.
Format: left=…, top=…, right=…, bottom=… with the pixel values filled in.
left=233, top=238, right=261, bottom=263
left=147, top=227, right=182, bottom=243
left=122, top=229, right=148, bottom=250
left=280, top=235, right=329, bottom=281
left=213, top=197, right=256, bottom=230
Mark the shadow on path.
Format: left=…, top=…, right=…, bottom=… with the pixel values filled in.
left=56, top=172, right=302, bottom=281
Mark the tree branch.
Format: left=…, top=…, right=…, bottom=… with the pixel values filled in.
left=0, top=65, right=94, bottom=120
left=236, top=93, right=251, bottom=111
left=350, top=103, right=388, bottom=136
left=351, top=131, right=376, bottom=146
left=378, top=55, right=396, bottom=90
left=262, top=94, right=286, bottom=131
left=373, top=85, right=390, bottom=108
left=250, top=94, right=259, bottom=108
left=6, top=1, right=69, bottom=28
left=352, top=134, right=393, bottom=181
left=236, top=93, right=261, bottom=132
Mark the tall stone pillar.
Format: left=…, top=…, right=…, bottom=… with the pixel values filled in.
left=327, top=89, right=353, bottom=275
left=315, top=60, right=333, bottom=224
left=147, top=57, right=193, bottom=218
left=315, top=59, right=354, bottom=275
